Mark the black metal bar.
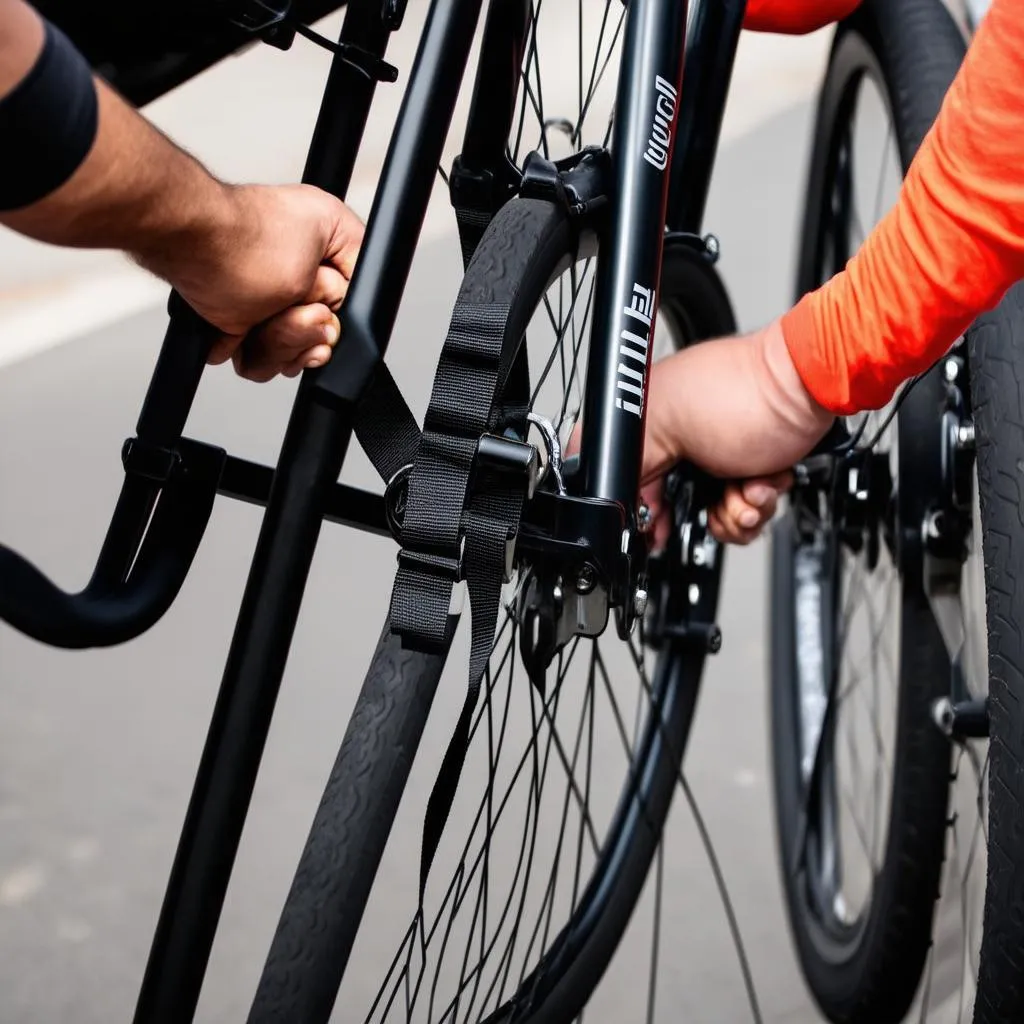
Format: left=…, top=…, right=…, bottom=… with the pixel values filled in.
left=665, top=0, right=746, bottom=233
left=132, top=401, right=347, bottom=1024
left=133, top=0, right=489, bottom=1016
left=458, top=0, right=532, bottom=168
left=131, top=2, right=397, bottom=1019
left=301, top=2, right=393, bottom=196
left=577, top=0, right=689, bottom=509
left=218, top=455, right=390, bottom=537
left=314, top=0, right=489, bottom=409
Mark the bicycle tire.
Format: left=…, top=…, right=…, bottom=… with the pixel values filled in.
left=967, top=282, right=1024, bottom=1024
left=251, top=197, right=736, bottom=1023
left=771, top=1, right=967, bottom=1020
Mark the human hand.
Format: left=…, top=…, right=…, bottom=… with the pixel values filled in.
left=567, top=318, right=833, bottom=545
left=138, top=183, right=364, bottom=381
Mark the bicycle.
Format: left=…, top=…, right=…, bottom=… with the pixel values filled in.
left=1, top=0, right=1021, bottom=1021
left=770, top=1, right=1021, bottom=1022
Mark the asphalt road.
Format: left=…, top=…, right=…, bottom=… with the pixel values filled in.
left=0, top=22, right=843, bottom=1022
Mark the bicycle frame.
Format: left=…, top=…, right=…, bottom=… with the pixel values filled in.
left=13, top=0, right=742, bottom=1018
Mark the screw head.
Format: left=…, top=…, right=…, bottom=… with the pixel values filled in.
left=703, top=233, right=721, bottom=262
left=693, top=545, right=707, bottom=566
left=956, top=421, right=976, bottom=449
left=706, top=624, right=722, bottom=654
left=932, top=696, right=954, bottom=735
left=633, top=587, right=648, bottom=617
left=944, top=358, right=959, bottom=382
left=637, top=504, right=653, bottom=532
left=688, top=583, right=700, bottom=606
left=576, top=564, right=596, bottom=594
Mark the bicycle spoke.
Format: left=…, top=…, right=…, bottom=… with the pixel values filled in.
left=871, top=114, right=896, bottom=227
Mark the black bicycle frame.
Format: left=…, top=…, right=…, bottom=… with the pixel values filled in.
left=6, top=0, right=745, bottom=1019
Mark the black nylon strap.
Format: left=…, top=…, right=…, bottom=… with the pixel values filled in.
left=389, top=302, right=512, bottom=650
left=454, top=207, right=493, bottom=269
left=352, top=363, right=421, bottom=484
left=384, top=275, right=534, bottom=899
left=352, top=196, right=551, bottom=902
left=418, top=481, right=524, bottom=893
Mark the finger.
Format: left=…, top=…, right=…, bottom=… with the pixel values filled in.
left=283, top=344, right=334, bottom=378
left=207, top=332, right=243, bottom=366
left=723, top=483, right=766, bottom=533
left=302, top=264, right=349, bottom=311
left=708, top=507, right=729, bottom=543
left=238, top=304, right=339, bottom=380
left=260, top=303, right=340, bottom=356
left=740, top=473, right=792, bottom=510
left=740, top=479, right=778, bottom=510
left=232, top=344, right=277, bottom=384
left=708, top=502, right=761, bottom=546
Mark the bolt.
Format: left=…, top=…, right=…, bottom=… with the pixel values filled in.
left=637, top=504, right=653, bottom=533
left=703, top=233, right=721, bottom=262
left=944, top=358, right=959, bottom=382
left=633, top=587, right=649, bottom=617
left=576, top=564, right=596, bottom=594
left=693, top=545, right=707, bottom=566
left=698, top=508, right=708, bottom=528
left=957, top=421, right=976, bottom=449
left=706, top=624, right=722, bottom=654
left=923, top=510, right=946, bottom=541
left=932, top=697, right=955, bottom=736
left=688, top=583, right=700, bottom=606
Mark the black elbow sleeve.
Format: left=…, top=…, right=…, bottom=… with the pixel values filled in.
left=0, top=19, right=99, bottom=212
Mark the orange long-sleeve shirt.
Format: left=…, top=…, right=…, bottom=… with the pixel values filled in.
left=765, top=0, right=1024, bottom=414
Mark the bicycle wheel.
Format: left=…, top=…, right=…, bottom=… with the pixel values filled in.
left=250, top=35, right=738, bottom=1016
left=770, top=0, right=1013, bottom=1020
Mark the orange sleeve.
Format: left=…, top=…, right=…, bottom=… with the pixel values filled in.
left=781, top=0, right=1024, bottom=415
left=743, top=0, right=862, bottom=34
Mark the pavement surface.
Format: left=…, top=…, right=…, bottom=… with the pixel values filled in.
left=0, top=7, right=958, bottom=1024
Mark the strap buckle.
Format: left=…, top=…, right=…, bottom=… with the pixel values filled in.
left=121, top=437, right=180, bottom=485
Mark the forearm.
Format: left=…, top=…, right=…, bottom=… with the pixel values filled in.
left=782, top=0, right=1024, bottom=414
left=0, top=1, right=235, bottom=266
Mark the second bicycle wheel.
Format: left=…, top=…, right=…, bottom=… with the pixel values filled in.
left=771, top=0, right=1002, bottom=1021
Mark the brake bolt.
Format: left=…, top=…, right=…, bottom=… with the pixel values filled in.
left=637, top=504, right=653, bottom=533
left=944, top=358, right=959, bottom=382
left=633, top=587, right=649, bottom=617
left=576, top=564, right=596, bottom=594
left=956, top=421, right=976, bottom=449
left=706, top=624, right=722, bottom=654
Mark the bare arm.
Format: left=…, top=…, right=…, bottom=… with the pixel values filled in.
left=0, top=0, right=364, bottom=379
